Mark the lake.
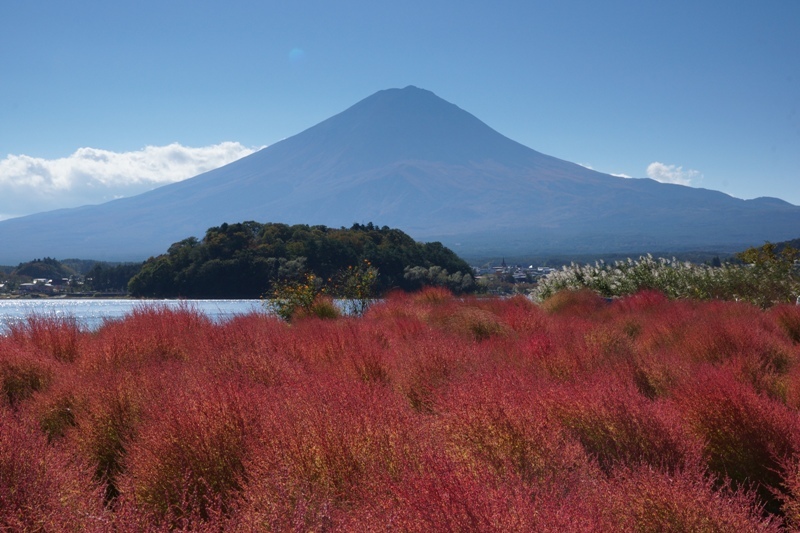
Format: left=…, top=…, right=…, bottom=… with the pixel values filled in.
left=0, top=299, right=266, bottom=333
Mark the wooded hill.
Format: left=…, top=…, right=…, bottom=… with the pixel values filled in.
left=127, top=222, right=475, bottom=298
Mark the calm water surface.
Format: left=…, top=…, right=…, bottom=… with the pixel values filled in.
left=0, top=299, right=265, bottom=333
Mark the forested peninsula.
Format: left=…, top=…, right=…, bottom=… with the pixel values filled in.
left=128, top=222, right=475, bottom=298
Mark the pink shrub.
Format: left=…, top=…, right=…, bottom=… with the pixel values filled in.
left=527, top=315, right=606, bottom=380
left=433, top=370, right=593, bottom=486
left=494, top=294, right=548, bottom=335
left=6, top=314, right=84, bottom=363
left=388, top=329, right=476, bottom=412
left=628, top=347, right=692, bottom=399
left=4, top=292, right=800, bottom=527
left=668, top=301, right=791, bottom=367
left=550, top=373, right=702, bottom=474
left=772, top=303, right=800, bottom=344
left=582, top=322, right=635, bottom=362
left=335, top=322, right=393, bottom=384
left=632, top=299, right=699, bottom=355
left=117, top=376, right=258, bottom=525
left=203, top=313, right=299, bottom=387
left=595, top=463, right=780, bottom=532
left=0, top=406, right=106, bottom=530
left=540, top=288, right=610, bottom=316
left=345, top=452, right=612, bottom=533
left=778, top=362, right=800, bottom=410
left=33, top=384, right=78, bottom=442
left=70, top=370, right=155, bottom=502
left=87, top=304, right=212, bottom=370
left=675, top=365, right=800, bottom=514
left=0, top=342, right=56, bottom=408
left=233, top=378, right=419, bottom=531
left=430, top=303, right=512, bottom=341
left=363, top=290, right=426, bottom=324
left=283, top=319, right=392, bottom=385
left=612, top=289, right=670, bottom=314
left=356, top=459, right=537, bottom=531
left=629, top=298, right=797, bottom=399
left=779, top=458, right=800, bottom=528
left=411, top=285, right=454, bottom=304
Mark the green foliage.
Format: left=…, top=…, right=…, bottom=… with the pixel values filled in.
left=268, top=273, right=326, bottom=322
left=12, top=257, right=76, bottom=280
left=737, top=242, right=799, bottom=268
left=533, top=248, right=800, bottom=308
left=403, top=265, right=475, bottom=293
left=302, top=296, right=342, bottom=320
left=333, top=259, right=379, bottom=316
left=85, top=262, right=143, bottom=292
left=59, top=258, right=104, bottom=275
left=267, top=259, right=382, bottom=320
left=129, top=221, right=475, bottom=298
left=2, top=258, right=144, bottom=295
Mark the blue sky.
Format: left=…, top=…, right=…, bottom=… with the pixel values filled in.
left=1, top=1, right=798, bottom=219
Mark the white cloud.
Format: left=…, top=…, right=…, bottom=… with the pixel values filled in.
left=0, top=142, right=262, bottom=219
left=579, top=162, right=632, bottom=179
left=646, top=162, right=701, bottom=186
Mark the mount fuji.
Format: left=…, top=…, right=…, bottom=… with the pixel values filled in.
left=1, top=86, right=799, bottom=264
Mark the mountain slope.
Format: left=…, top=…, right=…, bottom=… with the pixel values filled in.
left=0, top=86, right=798, bottom=263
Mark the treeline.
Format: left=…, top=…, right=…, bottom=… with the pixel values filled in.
left=85, top=263, right=144, bottom=292
left=128, top=222, right=475, bottom=298
left=1, top=258, right=142, bottom=293
left=12, top=257, right=77, bottom=280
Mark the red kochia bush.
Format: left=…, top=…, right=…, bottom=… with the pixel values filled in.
left=611, top=289, right=670, bottom=314
left=433, top=370, right=593, bottom=486
left=0, top=406, right=106, bottom=531
left=202, top=313, right=298, bottom=387
left=549, top=373, right=702, bottom=474
left=595, top=463, right=780, bottom=532
left=388, top=328, right=477, bottom=413
left=540, top=288, right=610, bottom=316
left=675, top=365, right=800, bottom=515
left=0, top=342, right=56, bottom=408
left=69, top=370, right=152, bottom=502
left=348, top=455, right=546, bottom=532
left=233, top=377, right=420, bottom=531
left=85, top=304, right=212, bottom=370
left=6, top=314, right=84, bottom=363
left=116, top=376, right=259, bottom=527
left=6, top=295, right=800, bottom=528
left=772, top=303, right=800, bottom=344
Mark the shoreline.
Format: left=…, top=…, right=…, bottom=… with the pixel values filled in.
left=0, top=293, right=133, bottom=300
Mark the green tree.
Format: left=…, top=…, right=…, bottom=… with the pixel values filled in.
left=128, top=221, right=476, bottom=298
left=333, top=260, right=379, bottom=316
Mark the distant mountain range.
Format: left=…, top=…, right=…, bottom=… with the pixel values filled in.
left=1, top=85, right=798, bottom=264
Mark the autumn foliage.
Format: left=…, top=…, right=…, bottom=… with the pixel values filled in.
left=4, top=290, right=800, bottom=529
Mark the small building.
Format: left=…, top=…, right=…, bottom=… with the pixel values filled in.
left=19, top=279, right=57, bottom=295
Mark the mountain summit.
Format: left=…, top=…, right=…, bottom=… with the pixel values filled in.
left=1, top=86, right=799, bottom=263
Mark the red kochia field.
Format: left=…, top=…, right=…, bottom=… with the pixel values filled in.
left=3, top=288, right=800, bottom=531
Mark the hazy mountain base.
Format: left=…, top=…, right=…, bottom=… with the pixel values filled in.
left=440, top=228, right=749, bottom=267
left=465, top=251, right=734, bottom=270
